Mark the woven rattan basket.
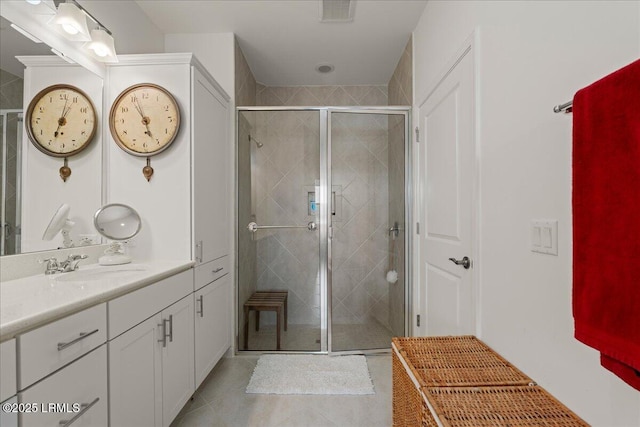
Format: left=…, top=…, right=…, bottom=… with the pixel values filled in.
left=393, top=336, right=533, bottom=387
left=392, top=336, right=589, bottom=427
left=423, top=386, right=589, bottom=427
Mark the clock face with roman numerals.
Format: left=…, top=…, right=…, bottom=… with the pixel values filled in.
left=109, top=83, right=180, bottom=156
left=25, top=84, right=97, bottom=157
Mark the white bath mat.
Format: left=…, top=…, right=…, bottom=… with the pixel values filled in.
left=246, top=354, right=375, bottom=395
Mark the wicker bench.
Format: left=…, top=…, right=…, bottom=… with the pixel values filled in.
left=243, top=290, right=288, bottom=350
left=392, top=336, right=588, bottom=427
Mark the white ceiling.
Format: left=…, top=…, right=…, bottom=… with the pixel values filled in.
left=135, top=0, right=427, bottom=86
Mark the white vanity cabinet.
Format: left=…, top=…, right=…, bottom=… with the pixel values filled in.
left=108, top=314, right=162, bottom=427
left=108, top=269, right=194, bottom=427
left=0, top=339, right=16, bottom=402
left=17, top=303, right=106, bottom=389
left=0, top=339, right=17, bottom=427
left=106, top=55, right=233, bottom=409
left=19, top=346, right=108, bottom=427
left=13, top=304, right=108, bottom=427
left=194, top=272, right=232, bottom=388
left=192, top=65, right=230, bottom=266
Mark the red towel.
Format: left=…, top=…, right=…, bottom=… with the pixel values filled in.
left=572, top=58, right=640, bottom=391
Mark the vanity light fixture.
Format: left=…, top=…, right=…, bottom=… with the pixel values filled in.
left=50, top=1, right=91, bottom=41
left=50, top=47, right=76, bottom=63
left=10, top=23, right=43, bottom=44
left=48, top=0, right=118, bottom=62
left=85, top=28, right=118, bottom=63
left=25, top=0, right=42, bottom=5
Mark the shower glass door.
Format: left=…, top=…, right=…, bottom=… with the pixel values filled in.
left=237, top=107, right=408, bottom=353
left=237, top=109, right=323, bottom=352
left=328, top=110, right=407, bottom=352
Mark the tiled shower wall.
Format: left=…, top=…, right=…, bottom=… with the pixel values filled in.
left=252, top=110, right=321, bottom=326
left=257, top=84, right=387, bottom=107
left=387, top=36, right=412, bottom=336
left=235, top=38, right=256, bottom=108
left=330, top=112, right=391, bottom=328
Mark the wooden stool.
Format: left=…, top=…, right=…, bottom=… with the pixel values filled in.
left=243, top=290, right=288, bottom=350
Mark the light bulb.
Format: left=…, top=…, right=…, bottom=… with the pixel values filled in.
left=93, top=45, right=109, bottom=57
left=62, top=23, right=79, bottom=35
left=86, top=28, right=117, bottom=62
left=26, top=0, right=42, bottom=5
left=50, top=2, right=91, bottom=41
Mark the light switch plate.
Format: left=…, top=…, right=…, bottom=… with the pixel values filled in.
left=531, top=219, right=558, bottom=255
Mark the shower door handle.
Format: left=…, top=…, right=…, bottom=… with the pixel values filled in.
left=247, top=222, right=317, bottom=233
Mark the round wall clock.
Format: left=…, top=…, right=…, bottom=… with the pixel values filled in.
left=25, top=84, right=97, bottom=182
left=109, top=83, right=181, bottom=181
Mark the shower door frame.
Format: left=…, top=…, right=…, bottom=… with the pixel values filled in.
left=236, top=106, right=412, bottom=354
left=1, top=109, right=23, bottom=256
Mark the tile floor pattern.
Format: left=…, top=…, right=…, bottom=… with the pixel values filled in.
left=243, top=321, right=394, bottom=352
left=170, top=354, right=392, bottom=427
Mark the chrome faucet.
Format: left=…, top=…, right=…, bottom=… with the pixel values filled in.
left=59, top=254, right=89, bottom=272
left=41, top=254, right=89, bottom=275
left=41, top=257, right=60, bottom=275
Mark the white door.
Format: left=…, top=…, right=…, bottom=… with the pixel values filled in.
left=417, top=47, right=476, bottom=336
left=194, top=275, right=231, bottom=388
left=161, top=295, right=195, bottom=427
left=192, top=67, right=229, bottom=264
left=109, top=314, right=163, bottom=427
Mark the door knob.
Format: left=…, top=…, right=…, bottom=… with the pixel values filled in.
left=448, top=256, right=471, bottom=269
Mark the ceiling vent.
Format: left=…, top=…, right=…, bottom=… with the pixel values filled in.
left=319, top=0, right=356, bottom=23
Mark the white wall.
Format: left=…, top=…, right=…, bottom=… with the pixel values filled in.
left=21, top=62, right=103, bottom=253
left=413, top=1, right=640, bottom=425
left=165, top=33, right=235, bottom=100
left=105, top=59, right=192, bottom=261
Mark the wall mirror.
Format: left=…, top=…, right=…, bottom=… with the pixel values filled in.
left=0, top=3, right=104, bottom=256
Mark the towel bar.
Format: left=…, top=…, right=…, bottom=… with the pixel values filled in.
left=553, top=100, right=573, bottom=113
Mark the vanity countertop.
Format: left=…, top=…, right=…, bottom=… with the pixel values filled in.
left=0, top=260, right=194, bottom=342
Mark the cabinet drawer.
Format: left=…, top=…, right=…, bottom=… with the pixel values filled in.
left=17, top=304, right=106, bottom=390
left=0, top=339, right=16, bottom=402
left=108, top=269, right=193, bottom=339
left=194, top=256, right=228, bottom=291
left=20, top=345, right=107, bottom=427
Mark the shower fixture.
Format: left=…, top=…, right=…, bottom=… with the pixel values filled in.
left=249, top=135, right=263, bottom=148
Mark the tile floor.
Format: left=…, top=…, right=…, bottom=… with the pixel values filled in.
left=170, top=354, right=392, bottom=426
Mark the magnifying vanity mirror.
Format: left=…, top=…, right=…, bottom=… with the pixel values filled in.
left=42, top=203, right=75, bottom=248
left=94, top=203, right=141, bottom=265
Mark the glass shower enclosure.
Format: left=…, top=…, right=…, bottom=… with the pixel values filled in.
left=0, top=110, right=22, bottom=255
left=237, top=107, right=409, bottom=353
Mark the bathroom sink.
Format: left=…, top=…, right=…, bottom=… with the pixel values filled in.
left=55, top=266, right=147, bottom=282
